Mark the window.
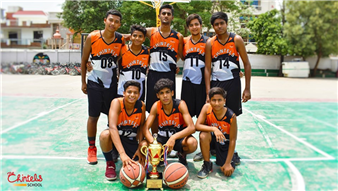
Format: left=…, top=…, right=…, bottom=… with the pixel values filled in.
left=33, top=31, right=43, bottom=42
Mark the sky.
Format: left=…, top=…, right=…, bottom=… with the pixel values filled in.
left=1, top=0, right=65, bottom=12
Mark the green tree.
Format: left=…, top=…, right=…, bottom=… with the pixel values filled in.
left=284, top=1, right=338, bottom=76
left=60, top=0, right=122, bottom=35
left=247, top=9, right=288, bottom=55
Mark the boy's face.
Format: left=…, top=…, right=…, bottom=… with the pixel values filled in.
left=159, top=8, right=173, bottom=25
left=156, top=87, right=174, bottom=105
left=212, top=18, right=227, bottom=35
left=131, top=30, right=145, bottom=46
left=188, top=18, right=201, bottom=36
left=123, top=86, right=140, bottom=104
left=104, top=14, right=121, bottom=32
left=210, top=94, right=226, bottom=111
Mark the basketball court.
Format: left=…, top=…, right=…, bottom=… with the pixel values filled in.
left=1, top=74, right=337, bottom=190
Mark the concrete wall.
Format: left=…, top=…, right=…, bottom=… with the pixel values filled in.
left=1, top=49, right=337, bottom=71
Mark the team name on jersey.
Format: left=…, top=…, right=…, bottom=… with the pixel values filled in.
left=126, top=59, right=148, bottom=68
left=213, top=48, right=236, bottom=58
left=118, top=119, right=139, bottom=128
left=97, top=48, right=119, bottom=57
left=185, top=47, right=205, bottom=55
left=152, top=41, right=175, bottom=51
left=159, top=120, right=181, bottom=129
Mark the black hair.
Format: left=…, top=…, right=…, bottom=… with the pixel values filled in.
left=159, top=4, right=174, bottom=15
left=154, top=78, right=174, bottom=93
left=210, top=12, right=228, bottom=26
left=123, top=80, right=141, bottom=92
left=186, top=13, right=202, bottom=27
left=105, top=9, right=122, bottom=21
left=209, top=87, right=227, bottom=99
left=130, top=24, right=147, bottom=37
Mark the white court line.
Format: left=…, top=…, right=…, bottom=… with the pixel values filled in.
left=0, top=155, right=335, bottom=162
left=285, top=160, right=305, bottom=191
left=1, top=99, right=81, bottom=134
left=244, top=108, right=335, bottom=160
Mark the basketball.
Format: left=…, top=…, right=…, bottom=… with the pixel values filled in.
left=119, top=162, right=145, bottom=188
left=163, top=162, right=189, bottom=189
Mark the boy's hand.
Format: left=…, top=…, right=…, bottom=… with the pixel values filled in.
left=213, top=128, right=226, bottom=143
left=220, top=163, right=234, bottom=177
left=165, top=137, right=176, bottom=153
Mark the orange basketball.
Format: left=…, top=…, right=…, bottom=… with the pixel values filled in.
left=163, top=162, right=189, bottom=189
left=119, top=162, right=145, bottom=188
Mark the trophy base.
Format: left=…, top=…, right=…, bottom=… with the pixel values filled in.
left=145, top=172, right=163, bottom=190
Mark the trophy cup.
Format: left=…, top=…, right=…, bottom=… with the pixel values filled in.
left=141, top=133, right=165, bottom=190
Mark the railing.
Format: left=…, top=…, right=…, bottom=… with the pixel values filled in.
left=1, top=38, right=81, bottom=49
left=1, top=19, right=50, bottom=27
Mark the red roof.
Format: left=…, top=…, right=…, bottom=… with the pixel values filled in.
left=13, top=11, right=46, bottom=16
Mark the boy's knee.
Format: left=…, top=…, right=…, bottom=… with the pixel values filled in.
left=99, top=130, right=110, bottom=142
left=199, top=131, right=211, bottom=141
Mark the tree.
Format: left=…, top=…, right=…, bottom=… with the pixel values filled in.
left=60, top=0, right=122, bottom=35
left=284, top=1, right=338, bottom=76
left=247, top=9, right=288, bottom=54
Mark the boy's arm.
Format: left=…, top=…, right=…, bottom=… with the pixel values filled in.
left=177, top=34, right=184, bottom=61
left=81, top=34, right=92, bottom=94
left=204, top=40, right=212, bottom=103
left=108, top=99, right=136, bottom=167
left=142, top=102, right=158, bottom=144
left=133, top=102, right=147, bottom=165
left=235, top=35, right=251, bottom=102
left=221, top=114, right=237, bottom=176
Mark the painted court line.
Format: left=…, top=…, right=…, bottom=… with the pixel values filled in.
left=244, top=108, right=335, bottom=160
left=285, top=160, right=305, bottom=191
left=1, top=99, right=81, bottom=134
left=1, top=155, right=335, bottom=162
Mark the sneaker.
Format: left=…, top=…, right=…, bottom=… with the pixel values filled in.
left=177, top=152, right=188, bottom=167
left=168, top=150, right=178, bottom=158
left=158, top=161, right=165, bottom=167
left=193, top=152, right=203, bottom=162
left=112, top=148, right=119, bottom=163
left=232, top=152, right=241, bottom=166
left=197, top=161, right=213, bottom=179
left=105, top=161, right=117, bottom=180
left=87, top=146, right=97, bottom=165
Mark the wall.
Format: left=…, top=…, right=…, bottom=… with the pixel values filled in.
left=1, top=49, right=336, bottom=71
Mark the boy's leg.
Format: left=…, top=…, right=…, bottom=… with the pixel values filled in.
left=177, top=135, right=198, bottom=166
left=99, top=130, right=117, bottom=180
left=197, top=132, right=213, bottom=179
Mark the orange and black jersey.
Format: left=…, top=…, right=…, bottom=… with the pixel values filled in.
left=149, top=28, right=181, bottom=72
left=117, top=45, right=149, bottom=97
left=205, top=104, right=235, bottom=139
left=157, top=99, right=187, bottom=138
left=117, top=98, right=144, bottom=140
left=210, top=33, right=240, bottom=81
left=183, top=35, right=208, bottom=84
left=87, top=30, right=124, bottom=89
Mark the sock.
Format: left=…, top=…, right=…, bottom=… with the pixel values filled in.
left=103, top=149, right=113, bottom=162
left=88, top=137, right=95, bottom=147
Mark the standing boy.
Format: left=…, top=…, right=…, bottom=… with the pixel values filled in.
left=196, top=87, right=238, bottom=178
left=81, top=9, right=124, bottom=165
left=99, top=81, right=146, bottom=180
left=142, top=79, right=197, bottom=166
left=117, top=25, right=149, bottom=101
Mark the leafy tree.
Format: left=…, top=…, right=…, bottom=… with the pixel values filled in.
left=247, top=9, right=288, bottom=55
left=284, top=1, right=338, bottom=76
left=60, top=0, right=122, bottom=35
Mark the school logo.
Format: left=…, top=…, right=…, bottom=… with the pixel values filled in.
left=33, top=53, right=50, bottom=64
left=7, top=172, right=43, bottom=187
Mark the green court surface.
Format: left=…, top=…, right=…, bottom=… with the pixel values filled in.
left=1, top=96, right=337, bottom=190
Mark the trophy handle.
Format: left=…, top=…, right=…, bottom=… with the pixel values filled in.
left=140, top=145, right=148, bottom=156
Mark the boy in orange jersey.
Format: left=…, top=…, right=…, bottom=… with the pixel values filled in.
left=196, top=87, right=238, bottom=178
left=81, top=9, right=124, bottom=165
left=99, top=81, right=146, bottom=180
left=203, top=11, right=252, bottom=165
left=144, top=4, right=184, bottom=113
left=117, top=25, right=149, bottom=101
left=181, top=14, right=208, bottom=118
left=142, top=78, right=197, bottom=166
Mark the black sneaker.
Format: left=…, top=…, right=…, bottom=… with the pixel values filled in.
left=158, top=161, right=165, bottom=167
left=197, top=161, right=213, bottom=179
left=193, top=152, right=202, bottom=162
left=177, top=152, right=188, bottom=166
left=112, top=148, right=119, bottom=163
left=232, top=152, right=241, bottom=166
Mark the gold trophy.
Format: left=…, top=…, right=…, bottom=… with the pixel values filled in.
left=141, top=133, right=165, bottom=190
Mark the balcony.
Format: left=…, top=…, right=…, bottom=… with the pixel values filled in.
left=1, top=19, right=50, bottom=28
